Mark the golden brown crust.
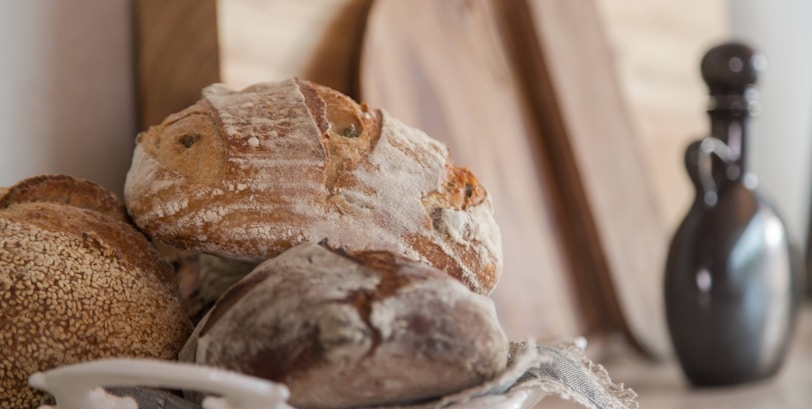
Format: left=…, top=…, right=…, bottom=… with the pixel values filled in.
left=431, top=164, right=487, bottom=210
left=125, top=78, right=502, bottom=294
left=297, top=79, right=382, bottom=194
left=0, top=174, right=128, bottom=223
left=0, top=189, right=192, bottom=407
left=137, top=101, right=228, bottom=188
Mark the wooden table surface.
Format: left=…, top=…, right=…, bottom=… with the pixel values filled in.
left=541, top=301, right=812, bottom=408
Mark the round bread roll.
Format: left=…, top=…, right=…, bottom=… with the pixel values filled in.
left=124, top=78, right=502, bottom=294
left=0, top=175, right=193, bottom=408
left=181, top=243, right=509, bottom=409
left=0, top=174, right=128, bottom=222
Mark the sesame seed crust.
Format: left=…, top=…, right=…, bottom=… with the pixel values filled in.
left=0, top=201, right=192, bottom=408
left=0, top=174, right=129, bottom=224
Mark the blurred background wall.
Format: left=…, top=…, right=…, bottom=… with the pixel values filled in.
left=730, top=0, right=812, bottom=250
left=0, top=0, right=136, bottom=196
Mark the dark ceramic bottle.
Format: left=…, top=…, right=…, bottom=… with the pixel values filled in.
left=664, top=42, right=801, bottom=386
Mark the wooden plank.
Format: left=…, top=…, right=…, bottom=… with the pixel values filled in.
left=217, top=0, right=372, bottom=96
left=133, top=0, right=220, bottom=130
left=358, top=0, right=600, bottom=342
left=505, top=0, right=671, bottom=357
left=595, top=0, right=729, bottom=232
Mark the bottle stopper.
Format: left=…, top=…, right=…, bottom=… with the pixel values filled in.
left=700, top=42, right=765, bottom=114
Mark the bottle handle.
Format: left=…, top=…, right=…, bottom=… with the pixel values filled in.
left=697, top=137, right=736, bottom=206
left=28, top=358, right=292, bottom=409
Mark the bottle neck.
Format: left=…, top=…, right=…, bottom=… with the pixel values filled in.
left=708, top=106, right=749, bottom=182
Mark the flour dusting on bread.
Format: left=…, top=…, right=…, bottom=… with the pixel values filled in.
left=125, top=78, right=502, bottom=294
left=183, top=244, right=508, bottom=409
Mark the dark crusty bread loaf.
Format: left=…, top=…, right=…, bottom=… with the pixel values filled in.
left=124, top=78, right=502, bottom=294
left=180, top=243, right=509, bottom=409
left=0, top=175, right=193, bottom=409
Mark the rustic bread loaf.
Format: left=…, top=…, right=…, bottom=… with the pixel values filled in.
left=0, top=174, right=128, bottom=222
left=124, top=78, right=502, bottom=294
left=180, top=243, right=509, bottom=409
left=0, top=175, right=193, bottom=409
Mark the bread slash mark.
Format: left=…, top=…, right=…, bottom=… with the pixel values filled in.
left=295, top=79, right=382, bottom=196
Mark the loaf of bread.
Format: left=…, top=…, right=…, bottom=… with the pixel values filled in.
left=0, top=174, right=128, bottom=222
left=124, top=78, right=502, bottom=295
left=0, top=175, right=193, bottom=408
left=180, top=243, right=509, bottom=409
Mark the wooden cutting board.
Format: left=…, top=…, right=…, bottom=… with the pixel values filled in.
left=512, top=0, right=670, bottom=358
left=134, top=0, right=220, bottom=131
left=358, top=0, right=599, bottom=343
left=359, top=0, right=670, bottom=358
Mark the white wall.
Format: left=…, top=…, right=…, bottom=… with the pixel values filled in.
left=0, top=0, right=136, bottom=197
left=730, top=0, right=812, bottom=249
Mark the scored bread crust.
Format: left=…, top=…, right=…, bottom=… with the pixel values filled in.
left=181, top=243, right=509, bottom=409
left=124, top=78, right=502, bottom=294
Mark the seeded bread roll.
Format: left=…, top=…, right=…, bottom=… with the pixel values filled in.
left=0, top=174, right=128, bottom=222
left=0, top=175, right=193, bottom=408
left=124, top=78, right=502, bottom=294
left=180, top=243, right=509, bottom=409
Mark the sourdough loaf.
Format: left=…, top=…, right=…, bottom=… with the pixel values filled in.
left=0, top=175, right=193, bottom=408
left=124, top=78, right=502, bottom=294
left=181, top=243, right=509, bottom=409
